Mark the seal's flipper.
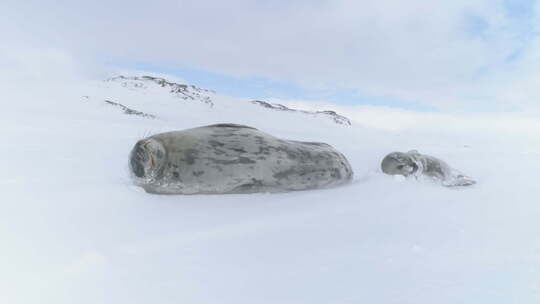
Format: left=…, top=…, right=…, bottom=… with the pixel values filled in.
left=442, top=174, right=476, bottom=187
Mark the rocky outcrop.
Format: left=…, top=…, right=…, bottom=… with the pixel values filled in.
left=107, top=75, right=215, bottom=106
left=250, top=100, right=351, bottom=126
left=93, top=75, right=351, bottom=126
left=103, top=100, right=156, bottom=119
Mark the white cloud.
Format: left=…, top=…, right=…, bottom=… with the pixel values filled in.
left=62, top=251, right=109, bottom=277
left=0, top=46, right=79, bottom=83
left=2, top=0, right=540, bottom=111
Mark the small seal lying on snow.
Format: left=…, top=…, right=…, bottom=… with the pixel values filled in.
left=381, top=150, right=475, bottom=187
left=129, top=124, right=353, bottom=194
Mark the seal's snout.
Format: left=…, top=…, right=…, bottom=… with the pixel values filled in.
left=129, top=138, right=167, bottom=181
left=381, top=155, right=396, bottom=175
left=130, top=141, right=148, bottom=178
left=381, top=152, right=416, bottom=176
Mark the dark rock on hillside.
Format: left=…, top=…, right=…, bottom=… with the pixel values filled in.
left=103, top=100, right=156, bottom=119
left=107, top=76, right=215, bottom=106
left=250, top=100, right=351, bottom=126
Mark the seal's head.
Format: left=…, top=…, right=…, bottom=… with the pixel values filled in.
left=129, top=138, right=167, bottom=183
left=381, top=152, right=418, bottom=176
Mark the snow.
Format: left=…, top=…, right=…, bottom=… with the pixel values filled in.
left=2, top=79, right=540, bottom=304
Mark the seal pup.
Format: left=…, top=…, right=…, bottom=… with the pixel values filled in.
left=381, top=150, right=475, bottom=187
left=129, top=124, right=353, bottom=194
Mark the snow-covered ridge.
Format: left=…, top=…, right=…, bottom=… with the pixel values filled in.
left=107, top=75, right=215, bottom=106
left=250, top=100, right=352, bottom=126
left=102, top=99, right=156, bottom=119
left=99, top=75, right=352, bottom=126
left=82, top=95, right=156, bottom=119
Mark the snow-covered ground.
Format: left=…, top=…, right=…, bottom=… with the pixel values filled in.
left=2, top=77, right=540, bottom=304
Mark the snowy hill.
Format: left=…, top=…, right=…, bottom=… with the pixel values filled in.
left=2, top=76, right=540, bottom=304
left=85, top=75, right=352, bottom=127
left=106, top=75, right=216, bottom=106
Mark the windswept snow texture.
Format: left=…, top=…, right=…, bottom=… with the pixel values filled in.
left=2, top=80, right=540, bottom=304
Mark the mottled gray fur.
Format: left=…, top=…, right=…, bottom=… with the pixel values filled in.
left=129, top=124, right=353, bottom=194
left=381, top=150, right=475, bottom=187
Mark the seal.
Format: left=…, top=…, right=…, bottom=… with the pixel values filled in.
left=129, top=123, right=353, bottom=194
left=381, top=150, right=475, bottom=187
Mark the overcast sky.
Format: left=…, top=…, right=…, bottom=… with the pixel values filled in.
left=2, top=0, right=539, bottom=112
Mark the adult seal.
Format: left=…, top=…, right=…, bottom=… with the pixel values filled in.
left=381, top=150, right=475, bottom=187
left=129, top=124, right=353, bottom=194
